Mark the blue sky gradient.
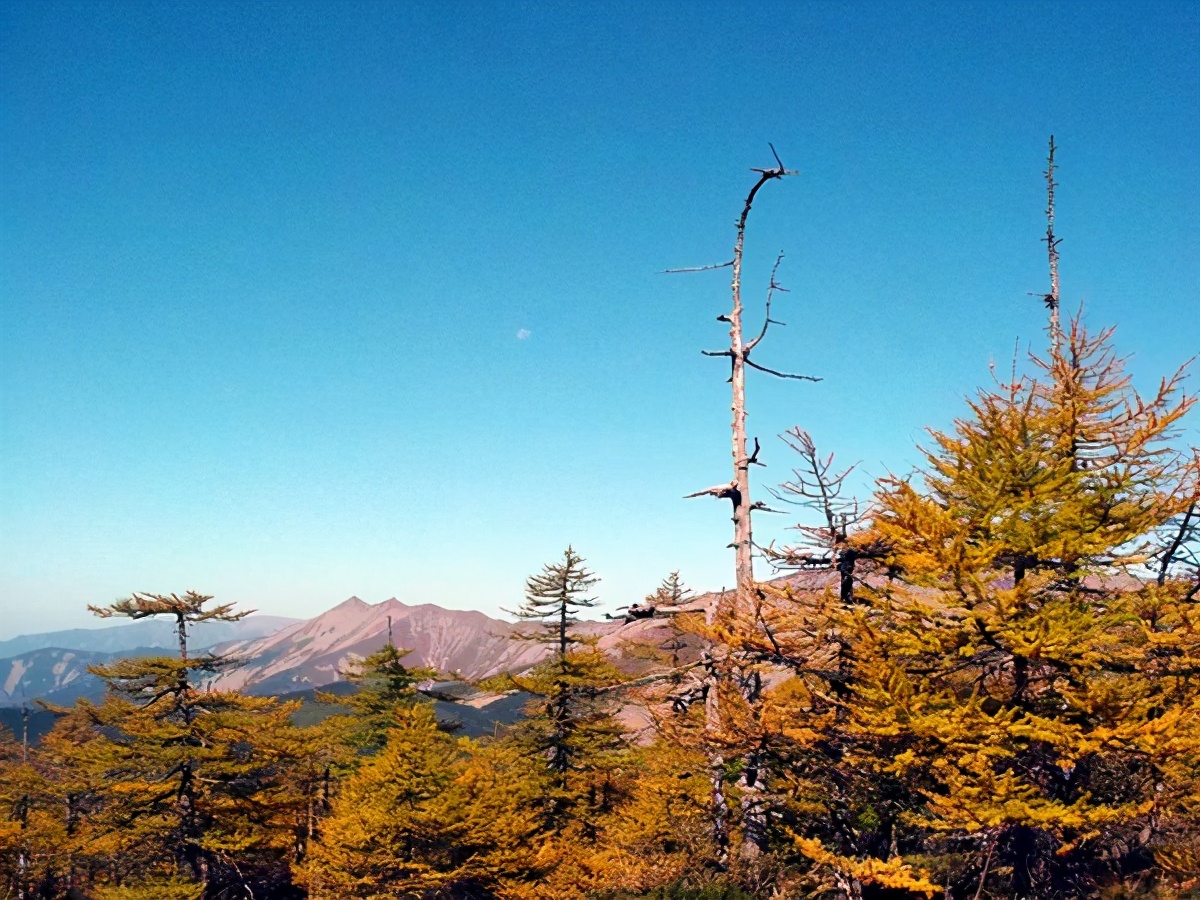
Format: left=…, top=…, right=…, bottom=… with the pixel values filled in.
left=1, top=1, right=1197, bottom=637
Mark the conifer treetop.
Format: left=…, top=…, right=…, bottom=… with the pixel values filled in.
left=89, top=591, right=250, bottom=661
left=521, top=545, right=598, bottom=609
left=651, top=571, right=692, bottom=607
left=323, top=642, right=438, bottom=750
left=88, top=591, right=249, bottom=625
left=509, top=546, right=600, bottom=659
left=876, top=317, right=1195, bottom=585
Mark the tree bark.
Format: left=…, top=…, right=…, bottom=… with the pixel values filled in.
left=1044, top=136, right=1062, bottom=352
left=176, top=611, right=188, bottom=661
left=723, top=167, right=784, bottom=862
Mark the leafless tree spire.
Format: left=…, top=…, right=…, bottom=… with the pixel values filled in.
left=677, top=146, right=817, bottom=616
left=671, top=147, right=819, bottom=864
left=1043, top=135, right=1063, bottom=351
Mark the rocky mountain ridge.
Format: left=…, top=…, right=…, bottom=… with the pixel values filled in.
left=1, top=575, right=833, bottom=708
left=0, top=615, right=298, bottom=708
left=0, top=646, right=167, bottom=707
left=210, top=596, right=557, bottom=694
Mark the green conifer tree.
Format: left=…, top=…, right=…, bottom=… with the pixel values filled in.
left=510, top=545, right=600, bottom=658
left=499, top=550, right=640, bottom=896
left=318, top=639, right=436, bottom=752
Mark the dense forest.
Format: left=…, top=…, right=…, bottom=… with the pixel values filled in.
left=2, top=153, right=1197, bottom=900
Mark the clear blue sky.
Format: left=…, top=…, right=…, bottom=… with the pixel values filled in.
left=1, top=1, right=1197, bottom=638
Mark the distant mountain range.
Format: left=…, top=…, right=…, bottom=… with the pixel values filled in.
left=209, top=597, right=555, bottom=695
left=0, top=678, right=538, bottom=746
left=1, top=598, right=579, bottom=707
left=1, top=578, right=820, bottom=711
left=0, top=615, right=298, bottom=707
left=1, top=646, right=170, bottom=707
left=0, top=615, right=299, bottom=659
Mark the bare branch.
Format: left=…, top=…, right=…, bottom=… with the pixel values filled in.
left=768, top=142, right=784, bottom=170
left=663, top=261, right=734, bottom=274
left=569, top=661, right=708, bottom=699
left=750, top=144, right=797, bottom=178
left=684, top=482, right=737, bottom=500
left=770, top=428, right=869, bottom=584
left=744, top=251, right=787, bottom=353
left=1155, top=452, right=1200, bottom=585
left=1158, top=504, right=1196, bottom=586
left=745, top=359, right=822, bottom=382
left=747, top=437, right=765, bottom=467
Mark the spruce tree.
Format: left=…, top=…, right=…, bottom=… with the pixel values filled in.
left=504, top=551, right=635, bottom=891
left=318, top=639, right=435, bottom=752
left=510, top=545, right=599, bottom=658
left=507, top=549, right=611, bottom=788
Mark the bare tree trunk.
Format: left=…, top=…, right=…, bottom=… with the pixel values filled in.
left=716, top=162, right=794, bottom=609
left=176, top=611, right=188, bottom=661
left=722, top=162, right=792, bottom=863
left=702, top=637, right=730, bottom=867
left=559, top=596, right=568, bottom=660
left=1043, top=135, right=1062, bottom=352
left=736, top=669, right=767, bottom=858
left=728, top=219, right=753, bottom=599
left=683, top=152, right=813, bottom=612
left=681, top=149, right=818, bottom=864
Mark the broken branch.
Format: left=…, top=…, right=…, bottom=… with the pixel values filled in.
left=684, top=482, right=737, bottom=500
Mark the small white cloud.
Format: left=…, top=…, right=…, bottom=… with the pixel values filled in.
left=516, top=329, right=531, bottom=340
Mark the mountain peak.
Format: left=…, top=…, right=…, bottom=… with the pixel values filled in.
left=203, top=595, right=565, bottom=694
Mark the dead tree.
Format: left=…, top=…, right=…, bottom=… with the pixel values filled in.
left=677, top=145, right=818, bottom=611
left=770, top=427, right=866, bottom=604
left=1040, top=135, right=1063, bottom=352
left=672, top=147, right=819, bottom=864
left=1153, top=450, right=1200, bottom=598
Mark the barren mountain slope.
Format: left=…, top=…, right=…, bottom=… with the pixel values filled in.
left=209, top=597, right=559, bottom=693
